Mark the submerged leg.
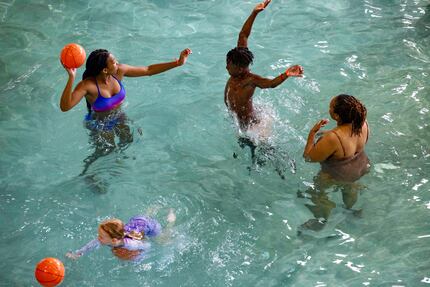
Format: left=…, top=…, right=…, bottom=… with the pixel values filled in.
left=299, top=173, right=336, bottom=231
left=238, top=137, right=257, bottom=164
left=83, top=173, right=108, bottom=194
left=80, top=130, right=116, bottom=176
left=257, top=143, right=296, bottom=179
left=341, top=187, right=358, bottom=210
left=115, top=122, right=134, bottom=150
left=304, top=189, right=336, bottom=220
left=340, top=184, right=364, bottom=217
left=300, top=189, right=334, bottom=232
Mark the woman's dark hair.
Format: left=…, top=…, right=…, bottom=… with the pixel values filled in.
left=226, top=47, right=254, bottom=67
left=82, top=49, right=110, bottom=114
left=333, top=94, right=367, bottom=136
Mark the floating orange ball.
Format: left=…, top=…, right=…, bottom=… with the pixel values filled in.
left=34, top=257, right=65, bottom=287
left=60, top=43, right=86, bottom=69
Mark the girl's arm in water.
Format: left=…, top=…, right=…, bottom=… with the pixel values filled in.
left=119, top=49, right=192, bottom=77
left=66, top=239, right=100, bottom=260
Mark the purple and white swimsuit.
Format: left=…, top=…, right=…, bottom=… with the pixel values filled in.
left=73, top=215, right=162, bottom=261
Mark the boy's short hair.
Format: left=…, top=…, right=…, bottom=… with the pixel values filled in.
left=226, top=47, right=254, bottom=67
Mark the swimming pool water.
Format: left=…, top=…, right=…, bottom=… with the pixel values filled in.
left=0, top=0, right=429, bottom=286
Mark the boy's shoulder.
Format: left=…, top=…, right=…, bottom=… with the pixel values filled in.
left=239, top=73, right=258, bottom=87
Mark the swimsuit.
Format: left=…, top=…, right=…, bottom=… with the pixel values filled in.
left=124, top=215, right=162, bottom=238
left=92, top=75, right=126, bottom=113
left=73, top=216, right=161, bottom=261
left=320, top=129, right=370, bottom=182
left=84, top=75, right=127, bottom=131
left=84, top=109, right=128, bottom=132
left=321, top=150, right=370, bottom=182
left=83, top=76, right=127, bottom=131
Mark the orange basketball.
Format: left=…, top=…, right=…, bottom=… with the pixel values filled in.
left=34, top=257, right=65, bottom=287
left=60, top=43, right=86, bottom=69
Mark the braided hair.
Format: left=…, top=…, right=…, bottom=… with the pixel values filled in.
left=332, top=94, right=367, bottom=136
left=226, top=47, right=254, bottom=67
left=82, top=49, right=110, bottom=114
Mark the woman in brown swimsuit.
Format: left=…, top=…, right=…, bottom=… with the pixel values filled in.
left=301, top=94, right=370, bottom=229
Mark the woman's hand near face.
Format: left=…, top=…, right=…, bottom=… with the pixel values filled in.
left=303, top=119, right=336, bottom=162
left=310, top=119, right=329, bottom=134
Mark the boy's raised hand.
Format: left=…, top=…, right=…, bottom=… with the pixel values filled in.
left=254, top=0, right=271, bottom=13
left=285, top=65, right=304, bottom=77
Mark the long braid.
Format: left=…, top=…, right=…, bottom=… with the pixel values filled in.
left=82, top=49, right=110, bottom=115
left=333, top=94, right=367, bottom=136
left=350, top=98, right=367, bottom=136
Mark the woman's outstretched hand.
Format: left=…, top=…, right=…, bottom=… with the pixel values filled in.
left=254, top=0, right=271, bottom=13
left=285, top=65, right=304, bottom=77
left=177, top=48, right=192, bottom=66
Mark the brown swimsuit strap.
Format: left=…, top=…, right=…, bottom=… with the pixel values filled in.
left=332, top=130, right=346, bottom=157
left=332, top=121, right=368, bottom=158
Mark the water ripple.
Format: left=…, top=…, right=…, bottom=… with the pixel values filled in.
left=403, top=39, right=430, bottom=63
left=343, top=54, right=367, bottom=79
left=364, top=1, right=383, bottom=18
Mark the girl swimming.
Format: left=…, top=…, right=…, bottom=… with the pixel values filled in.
left=66, top=210, right=176, bottom=261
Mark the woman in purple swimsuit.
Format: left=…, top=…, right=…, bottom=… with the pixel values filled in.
left=60, top=48, right=191, bottom=175
left=300, top=94, right=370, bottom=230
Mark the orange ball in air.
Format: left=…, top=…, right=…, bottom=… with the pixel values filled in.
left=34, top=257, right=65, bottom=287
left=60, top=43, right=86, bottom=69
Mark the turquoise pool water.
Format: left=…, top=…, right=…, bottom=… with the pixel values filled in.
left=1, top=0, right=429, bottom=286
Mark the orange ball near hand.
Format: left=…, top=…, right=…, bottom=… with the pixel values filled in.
left=60, top=43, right=86, bottom=69
left=34, top=257, right=65, bottom=287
